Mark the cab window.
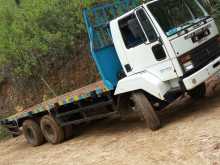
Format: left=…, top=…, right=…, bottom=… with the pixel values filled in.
left=136, top=8, right=158, bottom=42
left=118, top=14, right=147, bottom=49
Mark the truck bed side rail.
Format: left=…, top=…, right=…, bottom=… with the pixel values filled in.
left=83, top=0, right=140, bottom=50
left=83, top=0, right=140, bottom=89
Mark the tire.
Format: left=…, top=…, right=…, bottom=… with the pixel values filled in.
left=40, top=115, right=64, bottom=144
left=23, top=120, right=45, bottom=147
left=188, top=83, right=206, bottom=99
left=132, top=92, right=161, bottom=131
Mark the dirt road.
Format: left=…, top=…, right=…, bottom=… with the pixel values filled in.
left=0, top=80, right=220, bottom=165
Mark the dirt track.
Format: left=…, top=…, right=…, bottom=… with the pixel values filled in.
left=0, top=79, right=220, bottom=165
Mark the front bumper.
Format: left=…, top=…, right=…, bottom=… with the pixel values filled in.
left=183, top=56, right=220, bottom=90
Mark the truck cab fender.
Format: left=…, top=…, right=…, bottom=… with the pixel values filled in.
left=114, top=71, right=171, bottom=100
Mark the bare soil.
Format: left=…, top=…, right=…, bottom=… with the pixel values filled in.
left=0, top=79, right=220, bottom=165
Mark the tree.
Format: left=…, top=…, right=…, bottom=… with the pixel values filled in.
left=15, top=0, right=20, bottom=6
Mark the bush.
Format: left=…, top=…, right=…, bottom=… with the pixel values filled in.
left=212, top=1, right=220, bottom=27
left=0, top=0, right=107, bottom=78
left=200, top=0, right=220, bottom=26
left=0, top=126, right=10, bottom=140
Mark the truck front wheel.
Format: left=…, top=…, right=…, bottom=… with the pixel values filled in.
left=188, top=83, right=206, bottom=99
left=40, top=115, right=64, bottom=144
left=131, top=92, right=161, bottom=131
left=23, top=120, right=45, bottom=147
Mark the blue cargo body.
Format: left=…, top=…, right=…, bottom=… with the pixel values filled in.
left=83, top=0, right=140, bottom=89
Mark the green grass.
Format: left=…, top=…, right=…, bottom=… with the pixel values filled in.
left=0, top=115, right=11, bottom=141
left=0, top=126, right=10, bottom=141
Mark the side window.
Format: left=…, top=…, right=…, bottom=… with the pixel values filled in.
left=119, top=14, right=147, bottom=49
left=136, top=9, right=158, bottom=43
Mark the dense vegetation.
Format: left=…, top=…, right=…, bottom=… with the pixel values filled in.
left=0, top=0, right=98, bottom=78
left=0, top=125, right=10, bottom=140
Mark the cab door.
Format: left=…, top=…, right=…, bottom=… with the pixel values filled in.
left=118, top=7, right=177, bottom=81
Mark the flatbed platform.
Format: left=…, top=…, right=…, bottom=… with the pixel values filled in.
left=2, top=81, right=111, bottom=123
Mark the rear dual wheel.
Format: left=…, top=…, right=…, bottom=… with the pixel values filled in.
left=40, top=115, right=75, bottom=144
left=23, top=120, right=45, bottom=147
left=40, top=115, right=64, bottom=144
left=23, top=116, right=75, bottom=146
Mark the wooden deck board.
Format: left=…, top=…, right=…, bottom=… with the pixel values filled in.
left=8, top=81, right=110, bottom=121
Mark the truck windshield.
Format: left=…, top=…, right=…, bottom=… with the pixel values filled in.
left=148, top=0, right=207, bottom=36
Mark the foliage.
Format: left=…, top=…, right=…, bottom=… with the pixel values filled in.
left=0, top=126, right=10, bottom=140
left=0, top=0, right=108, bottom=77
left=212, top=1, right=220, bottom=26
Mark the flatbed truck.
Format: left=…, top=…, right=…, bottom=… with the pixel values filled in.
left=1, top=0, right=220, bottom=146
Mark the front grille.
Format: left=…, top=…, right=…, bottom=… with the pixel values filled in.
left=181, top=36, right=220, bottom=78
left=191, top=36, right=220, bottom=69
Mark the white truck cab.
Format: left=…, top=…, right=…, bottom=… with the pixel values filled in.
left=111, top=0, right=220, bottom=102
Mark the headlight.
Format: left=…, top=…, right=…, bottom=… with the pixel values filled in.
left=179, top=53, right=194, bottom=72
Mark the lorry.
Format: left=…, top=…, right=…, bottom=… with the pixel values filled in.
left=1, top=0, right=220, bottom=147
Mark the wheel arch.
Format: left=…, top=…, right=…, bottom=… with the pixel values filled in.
left=114, top=72, right=171, bottom=100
